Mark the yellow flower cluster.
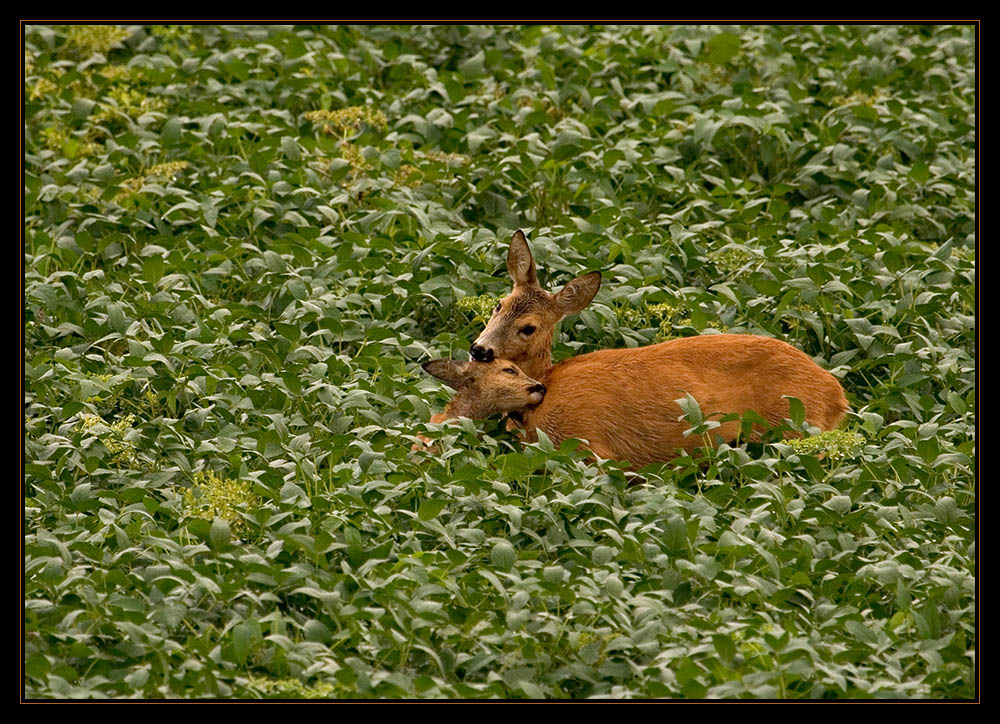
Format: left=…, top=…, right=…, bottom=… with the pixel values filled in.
left=651, top=304, right=693, bottom=341
left=98, top=64, right=135, bottom=82
left=115, top=161, right=189, bottom=203
left=787, top=429, right=866, bottom=460
left=393, top=164, right=422, bottom=187
left=148, top=161, right=189, bottom=179
left=182, top=470, right=260, bottom=533
left=456, top=294, right=498, bottom=324
left=392, top=152, right=468, bottom=188
left=26, top=76, right=56, bottom=101
left=114, top=177, right=144, bottom=202
left=249, top=677, right=336, bottom=700
left=617, top=301, right=694, bottom=341
left=832, top=90, right=885, bottom=107
left=304, top=106, right=387, bottom=136
left=708, top=247, right=761, bottom=275
left=39, top=126, right=68, bottom=151
left=424, top=150, right=470, bottom=166
left=646, top=302, right=684, bottom=325
left=65, top=25, right=131, bottom=55
left=339, top=142, right=370, bottom=179
left=100, top=84, right=167, bottom=117
left=78, top=413, right=138, bottom=466
left=39, top=125, right=99, bottom=158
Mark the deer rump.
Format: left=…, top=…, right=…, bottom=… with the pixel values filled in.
left=517, top=334, right=849, bottom=469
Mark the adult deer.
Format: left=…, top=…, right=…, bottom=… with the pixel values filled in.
left=425, top=230, right=849, bottom=467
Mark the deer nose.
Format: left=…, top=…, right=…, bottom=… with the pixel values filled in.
left=529, top=384, right=546, bottom=396
left=470, top=343, right=493, bottom=362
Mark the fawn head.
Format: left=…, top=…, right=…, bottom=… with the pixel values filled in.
left=469, top=230, right=601, bottom=379
left=423, top=358, right=547, bottom=420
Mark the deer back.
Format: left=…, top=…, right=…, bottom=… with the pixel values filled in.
left=520, top=334, right=849, bottom=468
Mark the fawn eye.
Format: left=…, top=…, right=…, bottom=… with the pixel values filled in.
left=503, top=367, right=517, bottom=375
left=520, top=325, right=536, bottom=336
left=494, top=302, right=502, bottom=314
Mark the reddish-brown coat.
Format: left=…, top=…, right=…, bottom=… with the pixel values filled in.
left=516, top=333, right=849, bottom=468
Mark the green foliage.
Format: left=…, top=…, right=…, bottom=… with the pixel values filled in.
left=456, top=294, right=499, bottom=325
left=24, top=24, right=975, bottom=700
left=248, top=676, right=337, bottom=699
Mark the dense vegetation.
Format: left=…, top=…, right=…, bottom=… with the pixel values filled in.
left=24, top=24, right=975, bottom=699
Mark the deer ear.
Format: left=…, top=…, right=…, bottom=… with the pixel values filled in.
left=507, top=230, right=538, bottom=289
left=554, top=271, right=601, bottom=316
left=423, top=360, right=472, bottom=390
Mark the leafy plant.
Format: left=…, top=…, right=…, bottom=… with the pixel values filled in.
left=24, top=24, right=975, bottom=700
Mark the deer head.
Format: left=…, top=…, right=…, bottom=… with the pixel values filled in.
left=423, top=358, right=547, bottom=420
left=469, top=230, right=601, bottom=380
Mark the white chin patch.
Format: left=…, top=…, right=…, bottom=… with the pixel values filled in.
left=529, top=391, right=544, bottom=404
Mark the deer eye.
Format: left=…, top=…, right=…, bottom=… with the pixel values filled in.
left=494, top=302, right=502, bottom=314
left=502, top=367, right=517, bottom=375
left=520, top=325, right=536, bottom=336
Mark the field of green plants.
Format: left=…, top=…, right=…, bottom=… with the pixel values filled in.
left=24, top=24, right=976, bottom=699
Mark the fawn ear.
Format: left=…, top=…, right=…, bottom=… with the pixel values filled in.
left=507, top=230, right=539, bottom=289
left=423, top=360, right=472, bottom=390
left=554, top=271, right=601, bottom=316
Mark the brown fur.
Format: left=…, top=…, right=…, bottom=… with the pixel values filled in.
left=517, top=334, right=849, bottom=468
left=432, top=335, right=849, bottom=469
left=424, top=359, right=546, bottom=418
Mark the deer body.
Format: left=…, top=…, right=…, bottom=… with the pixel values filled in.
left=515, top=333, right=849, bottom=468
left=427, top=334, right=847, bottom=467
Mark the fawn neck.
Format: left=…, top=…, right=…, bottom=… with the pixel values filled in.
left=441, top=394, right=481, bottom=421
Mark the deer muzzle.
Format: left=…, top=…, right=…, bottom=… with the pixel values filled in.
left=470, top=343, right=494, bottom=362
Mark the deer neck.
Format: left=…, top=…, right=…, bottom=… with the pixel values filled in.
left=516, top=347, right=554, bottom=383
left=442, top=394, right=481, bottom=420
left=509, top=405, right=541, bottom=442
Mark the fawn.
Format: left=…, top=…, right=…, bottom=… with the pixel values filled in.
left=422, top=359, right=547, bottom=422
left=414, top=359, right=546, bottom=450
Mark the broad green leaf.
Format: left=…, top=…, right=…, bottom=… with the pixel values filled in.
left=706, top=32, right=740, bottom=64
left=490, top=541, right=516, bottom=571
left=162, top=117, right=183, bottom=144
left=231, top=621, right=261, bottom=663
left=417, top=498, right=447, bottom=521
left=209, top=517, right=231, bottom=548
